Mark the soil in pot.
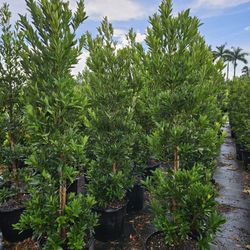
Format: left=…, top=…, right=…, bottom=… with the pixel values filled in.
left=145, top=232, right=197, bottom=250
left=127, top=184, right=144, bottom=213
left=2, top=237, right=39, bottom=250
left=93, top=199, right=128, bottom=242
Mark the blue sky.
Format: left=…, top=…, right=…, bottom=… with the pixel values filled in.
left=1, top=0, right=250, bottom=77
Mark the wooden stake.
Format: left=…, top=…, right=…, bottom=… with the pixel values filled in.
left=174, top=147, right=180, bottom=172
left=10, top=134, right=17, bottom=183
left=112, top=162, right=117, bottom=174
left=172, top=147, right=180, bottom=214
left=59, top=176, right=67, bottom=239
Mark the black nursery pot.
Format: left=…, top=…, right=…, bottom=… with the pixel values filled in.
left=235, top=143, right=243, bottom=161
left=231, top=130, right=236, bottom=139
left=144, top=162, right=161, bottom=178
left=67, top=178, right=79, bottom=194
left=242, top=149, right=250, bottom=168
left=127, top=184, right=144, bottom=213
left=0, top=207, right=32, bottom=242
left=93, top=202, right=128, bottom=242
left=16, top=159, right=26, bottom=169
left=67, top=175, right=88, bottom=195
left=144, top=231, right=165, bottom=250
left=145, top=231, right=197, bottom=250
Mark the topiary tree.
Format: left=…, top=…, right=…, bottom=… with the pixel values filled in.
left=0, top=2, right=26, bottom=203
left=15, top=0, right=97, bottom=248
left=82, top=18, right=137, bottom=208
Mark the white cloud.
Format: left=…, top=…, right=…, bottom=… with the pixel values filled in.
left=244, top=26, right=250, bottom=31
left=193, top=0, right=250, bottom=9
left=114, top=28, right=146, bottom=50
left=1, top=0, right=147, bottom=22
left=84, top=0, right=147, bottom=21
left=71, top=50, right=89, bottom=76
left=113, top=29, right=127, bottom=37
left=136, top=32, right=146, bottom=43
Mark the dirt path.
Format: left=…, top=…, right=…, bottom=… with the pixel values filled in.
left=212, top=123, right=250, bottom=250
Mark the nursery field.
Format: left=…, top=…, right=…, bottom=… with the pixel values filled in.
left=0, top=0, right=250, bottom=249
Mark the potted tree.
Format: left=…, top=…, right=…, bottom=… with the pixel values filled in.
left=0, top=3, right=31, bottom=242
left=230, top=77, right=250, bottom=167
left=142, top=0, right=225, bottom=248
left=144, top=166, right=225, bottom=249
left=14, top=0, right=98, bottom=248
left=114, top=30, right=150, bottom=212
left=83, top=18, right=137, bottom=241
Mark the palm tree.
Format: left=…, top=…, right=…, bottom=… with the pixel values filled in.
left=241, top=65, right=250, bottom=77
left=212, top=43, right=231, bottom=80
left=228, top=47, right=249, bottom=78
left=212, top=43, right=229, bottom=60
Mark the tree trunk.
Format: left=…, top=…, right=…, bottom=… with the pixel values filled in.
left=112, top=162, right=117, bottom=174
left=172, top=147, right=180, bottom=214
left=59, top=176, right=67, bottom=240
left=226, top=62, right=229, bottom=80
left=9, top=133, right=17, bottom=184
left=233, top=62, right=237, bottom=79
left=174, top=147, right=180, bottom=173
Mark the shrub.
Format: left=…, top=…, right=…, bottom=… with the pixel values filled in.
left=229, top=77, right=250, bottom=150
left=144, top=166, right=225, bottom=249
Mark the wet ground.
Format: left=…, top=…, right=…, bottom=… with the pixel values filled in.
left=0, top=123, right=249, bottom=249
left=212, top=123, right=250, bottom=250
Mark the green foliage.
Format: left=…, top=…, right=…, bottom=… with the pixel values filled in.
left=0, top=186, right=18, bottom=204
left=144, top=166, right=225, bottom=249
left=83, top=18, right=137, bottom=207
left=117, top=29, right=153, bottom=166
left=0, top=167, right=30, bottom=204
left=0, top=2, right=26, bottom=170
left=15, top=183, right=97, bottom=250
left=0, top=2, right=28, bottom=207
left=24, top=77, right=88, bottom=176
left=87, top=167, right=131, bottom=208
left=19, top=0, right=87, bottom=84
left=229, top=77, right=250, bottom=149
left=145, top=0, right=225, bottom=169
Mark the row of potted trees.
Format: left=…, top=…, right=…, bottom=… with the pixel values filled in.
left=229, top=76, right=250, bottom=169
left=0, top=0, right=226, bottom=249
